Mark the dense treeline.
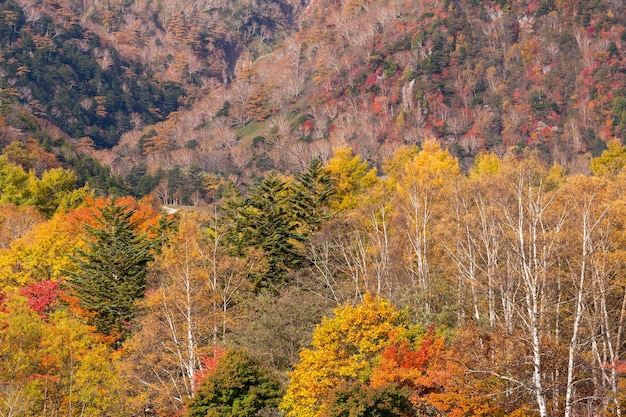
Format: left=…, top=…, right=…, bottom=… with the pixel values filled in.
left=1, top=0, right=624, bottom=207
left=100, top=0, right=626, bottom=202
left=3, top=141, right=626, bottom=416
left=0, top=0, right=184, bottom=148
left=1, top=1, right=626, bottom=416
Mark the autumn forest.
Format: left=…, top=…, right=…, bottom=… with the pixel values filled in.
left=1, top=0, right=626, bottom=416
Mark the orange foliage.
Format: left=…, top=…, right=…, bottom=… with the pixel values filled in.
left=72, top=195, right=164, bottom=236
left=370, top=328, right=446, bottom=397
left=370, top=326, right=506, bottom=417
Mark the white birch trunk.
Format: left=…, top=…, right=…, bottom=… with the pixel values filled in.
left=500, top=166, right=565, bottom=417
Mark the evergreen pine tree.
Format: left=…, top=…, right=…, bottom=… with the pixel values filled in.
left=67, top=200, right=154, bottom=346
left=187, top=350, right=283, bottom=417
left=291, top=158, right=335, bottom=233
left=223, top=173, right=304, bottom=288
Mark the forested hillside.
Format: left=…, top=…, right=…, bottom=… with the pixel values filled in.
left=3, top=141, right=626, bottom=416
left=2, top=1, right=626, bottom=417
left=101, top=0, right=626, bottom=203
left=0, top=0, right=624, bottom=202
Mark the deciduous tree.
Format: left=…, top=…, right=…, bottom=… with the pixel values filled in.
left=280, top=294, right=405, bottom=417
left=385, top=139, right=460, bottom=316
left=0, top=295, right=43, bottom=417
left=0, top=293, right=126, bottom=417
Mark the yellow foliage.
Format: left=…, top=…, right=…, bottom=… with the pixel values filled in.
left=390, top=138, right=460, bottom=192
left=544, top=164, right=566, bottom=191
left=40, top=310, right=125, bottom=415
left=0, top=295, right=43, bottom=415
left=280, top=294, right=405, bottom=417
left=395, top=111, right=406, bottom=129
left=0, top=212, right=84, bottom=287
left=325, top=147, right=379, bottom=210
left=591, top=139, right=626, bottom=177
left=0, top=295, right=124, bottom=416
left=520, top=39, right=538, bottom=63
left=382, top=144, right=420, bottom=185
left=472, top=153, right=501, bottom=177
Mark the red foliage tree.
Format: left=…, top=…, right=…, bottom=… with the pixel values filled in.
left=19, top=280, right=61, bottom=317
left=193, top=346, right=226, bottom=389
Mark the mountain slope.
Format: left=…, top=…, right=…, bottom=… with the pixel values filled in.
left=107, top=0, right=625, bottom=182
left=1, top=0, right=625, bottom=204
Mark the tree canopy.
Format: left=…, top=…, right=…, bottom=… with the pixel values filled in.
left=66, top=199, right=158, bottom=345
left=187, top=349, right=283, bottom=417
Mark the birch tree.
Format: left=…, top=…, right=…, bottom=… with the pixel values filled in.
left=497, top=154, right=567, bottom=417
left=122, top=214, right=214, bottom=414
left=562, top=175, right=613, bottom=417
left=123, top=212, right=263, bottom=415
left=386, top=139, right=460, bottom=316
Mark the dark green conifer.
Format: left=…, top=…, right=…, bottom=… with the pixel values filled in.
left=66, top=200, right=154, bottom=346
left=187, top=350, right=283, bottom=417
left=222, top=162, right=335, bottom=289
left=223, top=173, right=304, bottom=288
left=291, top=158, right=335, bottom=233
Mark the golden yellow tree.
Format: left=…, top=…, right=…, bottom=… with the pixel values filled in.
left=280, top=294, right=404, bottom=417
left=385, top=138, right=460, bottom=315
left=0, top=293, right=125, bottom=417
left=325, top=147, right=378, bottom=211
left=0, top=211, right=84, bottom=288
